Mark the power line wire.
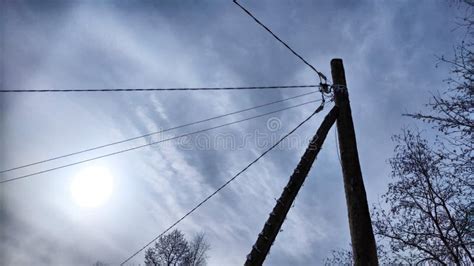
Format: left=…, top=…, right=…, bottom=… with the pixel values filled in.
left=233, top=0, right=327, bottom=83
left=0, top=100, right=320, bottom=184
left=0, top=84, right=320, bottom=93
left=119, top=101, right=327, bottom=265
left=0, top=91, right=319, bottom=174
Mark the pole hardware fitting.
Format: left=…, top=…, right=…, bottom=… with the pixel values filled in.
left=252, top=244, right=262, bottom=254
left=332, top=84, right=347, bottom=93
left=319, top=82, right=330, bottom=94
left=258, top=232, right=269, bottom=240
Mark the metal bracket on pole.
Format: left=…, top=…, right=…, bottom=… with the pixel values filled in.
left=332, top=84, right=348, bottom=94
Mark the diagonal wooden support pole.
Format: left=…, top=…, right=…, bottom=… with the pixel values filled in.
left=244, top=106, right=339, bottom=266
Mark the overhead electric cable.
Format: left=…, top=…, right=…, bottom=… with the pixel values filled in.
left=0, top=91, right=319, bottom=174
left=119, top=101, right=327, bottom=265
left=233, top=0, right=327, bottom=83
left=0, top=84, right=320, bottom=93
left=0, top=100, right=321, bottom=184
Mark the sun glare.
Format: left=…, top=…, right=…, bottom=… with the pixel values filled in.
left=70, top=166, right=114, bottom=208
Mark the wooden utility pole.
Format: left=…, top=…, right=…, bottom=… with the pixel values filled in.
left=244, top=106, right=339, bottom=266
left=331, top=58, right=378, bottom=265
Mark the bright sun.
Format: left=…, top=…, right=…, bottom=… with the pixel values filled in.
left=70, top=166, right=114, bottom=208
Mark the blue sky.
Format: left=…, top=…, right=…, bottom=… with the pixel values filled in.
left=0, top=0, right=466, bottom=265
